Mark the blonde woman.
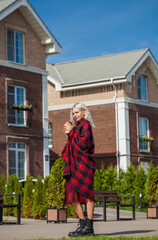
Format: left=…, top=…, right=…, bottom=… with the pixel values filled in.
left=62, top=102, right=95, bottom=237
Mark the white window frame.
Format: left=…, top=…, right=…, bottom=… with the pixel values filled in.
left=137, top=75, right=148, bottom=102
left=138, top=117, right=150, bottom=152
left=8, top=142, right=27, bottom=181
left=8, top=85, right=26, bottom=126
left=7, top=28, right=25, bottom=64
left=48, top=122, right=53, bottom=148
left=139, top=161, right=149, bottom=175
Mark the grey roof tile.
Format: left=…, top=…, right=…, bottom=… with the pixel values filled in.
left=47, top=49, right=148, bottom=86
left=0, top=0, right=17, bottom=13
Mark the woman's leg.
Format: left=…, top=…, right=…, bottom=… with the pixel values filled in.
left=72, top=201, right=85, bottom=219
left=86, top=199, right=94, bottom=219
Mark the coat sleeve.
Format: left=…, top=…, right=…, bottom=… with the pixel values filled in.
left=77, top=122, right=93, bottom=151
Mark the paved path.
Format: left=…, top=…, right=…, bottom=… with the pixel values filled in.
left=0, top=209, right=158, bottom=240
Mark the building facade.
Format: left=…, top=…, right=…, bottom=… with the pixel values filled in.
left=0, top=0, right=61, bottom=180
left=47, top=49, right=158, bottom=171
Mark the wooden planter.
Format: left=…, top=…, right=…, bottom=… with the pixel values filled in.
left=47, top=208, right=67, bottom=223
left=147, top=207, right=158, bottom=219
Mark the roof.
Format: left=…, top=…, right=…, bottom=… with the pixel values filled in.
left=0, top=0, right=17, bottom=12
left=0, top=0, right=62, bottom=55
left=47, top=48, right=158, bottom=91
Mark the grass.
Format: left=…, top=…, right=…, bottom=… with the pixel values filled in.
left=25, top=237, right=158, bottom=240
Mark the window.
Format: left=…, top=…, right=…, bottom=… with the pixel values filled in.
left=8, top=142, right=26, bottom=180
left=48, top=123, right=53, bottom=147
left=139, top=117, right=149, bottom=151
left=137, top=75, right=147, bottom=101
left=139, top=161, right=149, bottom=175
left=7, top=29, right=24, bottom=64
left=8, top=85, right=26, bottom=125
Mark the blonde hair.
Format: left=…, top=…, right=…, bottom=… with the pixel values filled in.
left=70, top=102, right=95, bottom=128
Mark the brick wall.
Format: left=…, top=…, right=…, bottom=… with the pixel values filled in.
left=48, top=82, right=124, bottom=106
left=49, top=103, right=117, bottom=169
left=123, top=62, right=158, bottom=104
left=0, top=9, right=46, bottom=70
left=129, top=103, right=158, bottom=166
left=0, top=65, right=44, bottom=178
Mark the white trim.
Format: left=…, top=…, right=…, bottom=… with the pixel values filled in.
left=48, top=97, right=158, bottom=111
left=0, top=0, right=61, bottom=54
left=126, top=49, right=158, bottom=82
left=54, top=65, right=65, bottom=85
left=118, top=97, right=158, bottom=109
left=42, top=74, right=50, bottom=178
left=0, top=0, right=25, bottom=21
left=48, top=98, right=115, bottom=111
left=62, top=76, right=126, bottom=88
left=25, top=1, right=61, bottom=53
left=47, top=75, right=127, bottom=92
left=0, top=59, right=48, bottom=75
left=47, top=76, right=61, bottom=91
left=8, top=141, right=27, bottom=181
left=117, top=100, right=130, bottom=171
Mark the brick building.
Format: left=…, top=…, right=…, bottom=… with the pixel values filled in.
left=47, top=49, right=158, bottom=171
left=0, top=0, right=61, bottom=180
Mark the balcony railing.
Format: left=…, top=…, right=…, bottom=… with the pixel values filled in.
left=8, top=106, right=32, bottom=126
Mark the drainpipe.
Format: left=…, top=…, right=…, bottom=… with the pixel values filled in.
left=111, top=78, right=119, bottom=173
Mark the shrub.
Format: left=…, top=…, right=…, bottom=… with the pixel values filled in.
left=46, top=158, right=65, bottom=209
left=3, top=174, right=22, bottom=216
left=32, top=175, right=46, bottom=219
left=45, top=157, right=77, bottom=217
left=116, top=168, right=126, bottom=195
left=94, top=168, right=105, bottom=190
left=133, top=166, right=147, bottom=209
left=102, top=165, right=117, bottom=190
left=122, top=165, right=136, bottom=196
left=94, top=165, right=117, bottom=191
left=0, top=174, right=6, bottom=194
left=145, top=164, right=158, bottom=207
left=22, top=175, right=34, bottom=218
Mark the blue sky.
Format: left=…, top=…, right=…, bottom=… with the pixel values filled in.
left=29, top=0, right=158, bottom=64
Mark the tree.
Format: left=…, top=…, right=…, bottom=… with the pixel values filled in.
left=0, top=174, right=6, bottom=194
left=145, top=164, right=158, bottom=207
left=46, top=158, right=65, bottom=209
left=32, top=175, right=45, bottom=219
left=22, top=175, right=34, bottom=218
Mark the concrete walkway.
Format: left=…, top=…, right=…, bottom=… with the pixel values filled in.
left=0, top=209, right=158, bottom=240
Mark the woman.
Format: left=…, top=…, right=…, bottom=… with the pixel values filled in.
left=62, top=102, right=95, bottom=237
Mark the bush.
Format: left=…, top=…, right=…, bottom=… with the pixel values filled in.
left=94, top=165, right=117, bottom=191
left=45, top=157, right=77, bottom=217
left=3, top=174, right=22, bottom=216
left=145, top=164, right=158, bottom=207
left=46, top=158, right=65, bottom=209
left=22, top=175, right=34, bottom=218
left=0, top=174, right=6, bottom=194
left=94, top=168, right=105, bottom=190
left=32, top=175, right=46, bottom=219
left=122, top=165, right=136, bottom=196
left=103, top=165, right=117, bottom=190
left=133, top=166, right=147, bottom=209
left=116, top=168, right=126, bottom=195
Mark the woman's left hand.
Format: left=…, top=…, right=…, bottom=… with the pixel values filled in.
left=64, top=122, right=73, bottom=134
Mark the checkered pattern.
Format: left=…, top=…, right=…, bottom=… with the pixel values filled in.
left=62, top=119, right=95, bottom=201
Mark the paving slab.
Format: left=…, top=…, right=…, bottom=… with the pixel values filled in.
left=0, top=209, right=157, bottom=240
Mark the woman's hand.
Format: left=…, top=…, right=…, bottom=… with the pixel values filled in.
left=64, top=122, right=73, bottom=134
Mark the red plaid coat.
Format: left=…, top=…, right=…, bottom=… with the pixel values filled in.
left=62, top=119, right=95, bottom=201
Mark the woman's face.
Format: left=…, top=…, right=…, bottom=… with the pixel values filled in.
left=72, top=107, right=85, bottom=122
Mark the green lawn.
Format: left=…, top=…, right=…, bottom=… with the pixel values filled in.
left=25, top=237, right=158, bottom=240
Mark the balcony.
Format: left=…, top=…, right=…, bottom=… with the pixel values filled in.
left=8, top=105, right=32, bottom=127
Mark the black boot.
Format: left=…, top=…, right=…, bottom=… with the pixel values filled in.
left=78, top=218, right=94, bottom=236
left=68, top=219, right=85, bottom=237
